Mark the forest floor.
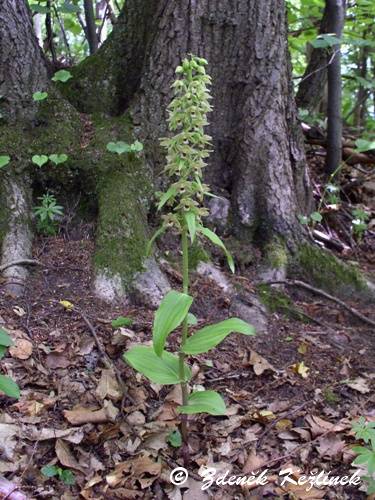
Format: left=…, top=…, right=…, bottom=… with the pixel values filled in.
left=0, top=228, right=374, bottom=499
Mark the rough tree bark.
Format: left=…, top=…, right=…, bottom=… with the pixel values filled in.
left=0, top=0, right=49, bottom=295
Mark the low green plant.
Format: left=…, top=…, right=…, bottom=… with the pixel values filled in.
left=0, top=328, right=20, bottom=399
left=351, top=208, right=369, bottom=241
left=123, top=56, right=255, bottom=443
left=351, top=417, right=375, bottom=494
left=106, top=140, right=143, bottom=155
left=33, top=193, right=64, bottom=236
left=41, top=465, right=75, bottom=486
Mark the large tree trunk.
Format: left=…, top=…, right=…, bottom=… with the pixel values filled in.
left=0, top=0, right=49, bottom=295
left=68, top=0, right=312, bottom=245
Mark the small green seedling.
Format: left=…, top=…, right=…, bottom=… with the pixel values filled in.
left=49, top=154, right=68, bottom=165
left=52, top=70, right=73, bottom=83
left=33, top=193, right=64, bottom=236
left=167, top=429, right=182, bottom=448
left=106, top=140, right=143, bottom=155
left=111, top=316, right=133, bottom=328
left=123, top=56, right=255, bottom=444
left=351, top=208, right=369, bottom=241
left=352, top=417, right=375, bottom=494
left=32, top=155, right=49, bottom=167
left=41, top=465, right=76, bottom=486
left=0, top=328, right=20, bottom=399
left=33, top=91, right=48, bottom=101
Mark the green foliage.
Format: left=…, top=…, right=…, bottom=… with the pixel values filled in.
left=49, top=154, right=68, bottom=165
left=167, top=429, right=182, bottom=448
left=0, top=328, right=20, bottom=399
left=351, top=208, right=369, bottom=241
left=111, top=316, right=133, bottom=328
left=352, top=418, right=375, bottom=494
left=41, top=465, right=76, bottom=486
left=106, top=141, right=143, bottom=155
left=0, top=155, right=10, bottom=168
left=32, top=155, right=49, bottom=167
left=123, top=56, right=255, bottom=434
left=33, top=91, right=48, bottom=102
left=33, top=193, right=64, bottom=236
left=52, top=70, right=73, bottom=83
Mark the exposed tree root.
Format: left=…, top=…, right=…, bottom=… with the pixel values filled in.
left=260, top=278, right=375, bottom=328
left=0, top=259, right=40, bottom=273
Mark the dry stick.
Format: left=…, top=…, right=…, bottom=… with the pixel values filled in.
left=260, top=279, right=375, bottom=328
left=77, top=309, right=134, bottom=406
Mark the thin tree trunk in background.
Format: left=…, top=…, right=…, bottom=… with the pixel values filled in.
left=325, top=0, right=344, bottom=176
left=45, top=0, right=57, bottom=66
left=84, top=0, right=98, bottom=54
left=354, top=41, right=369, bottom=128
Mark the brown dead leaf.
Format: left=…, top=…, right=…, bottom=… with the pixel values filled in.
left=345, top=377, right=370, bottom=394
left=305, top=415, right=347, bottom=438
left=249, top=350, right=276, bottom=375
left=64, top=401, right=119, bottom=425
left=95, top=369, right=122, bottom=401
left=106, top=452, right=161, bottom=488
left=127, top=410, right=146, bottom=426
left=243, top=450, right=265, bottom=473
left=316, top=433, right=345, bottom=459
left=21, top=426, right=85, bottom=443
left=55, top=439, right=86, bottom=473
left=45, top=352, right=71, bottom=369
left=9, top=338, right=33, bottom=360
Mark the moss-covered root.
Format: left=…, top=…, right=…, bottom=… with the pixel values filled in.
left=291, top=243, right=375, bottom=303
left=258, top=238, right=288, bottom=282
left=0, top=172, right=33, bottom=296
left=94, top=165, right=150, bottom=301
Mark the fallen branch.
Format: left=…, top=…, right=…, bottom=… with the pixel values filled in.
left=259, top=279, right=375, bottom=328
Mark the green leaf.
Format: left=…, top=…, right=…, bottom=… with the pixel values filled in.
left=199, top=226, right=234, bottom=273
left=298, top=214, right=309, bottom=225
left=353, top=448, right=375, bottom=474
left=310, top=211, right=322, bottom=222
left=0, top=375, right=20, bottom=399
left=30, top=4, right=50, bottom=13
left=60, top=469, right=76, bottom=485
left=106, top=141, right=131, bottom=155
left=0, top=155, right=10, bottom=168
left=179, top=390, right=226, bottom=415
left=52, top=70, right=73, bottom=83
left=146, top=226, right=165, bottom=256
left=41, top=465, right=59, bottom=478
left=182, top=318, right=255, bottom=355
left=157, top=186, right=177, bottom=210
left=130, top=140, right=144, bottom=152
left=167, top=429, right=182, bottom=448
left=49, top=154, right=68, bottom=165
left=311, top=34, right=341, bottom=48
left=355, top=139, right=375, bottom=153
left=187, top=313, right=198, bottom=326
left=33, top=91, right=48, bottom=101
left=0, top=328, right=13, bottom=347
left=111, top=316, right=133, bottom=328
left=0, top=346, right=7, bottom=360
left=153, top=291, right=193, bottom=356
left=123, top=346, right=191, bottom=384
left=32, top=155, right=49, bottom=167
left=58, top=2, right=81, bottom=13
left=185, top=212, right=196, bottom=243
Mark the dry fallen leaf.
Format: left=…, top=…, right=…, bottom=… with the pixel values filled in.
left=64, top=401, right=119, bottom=425
left=59, top=300, right=74, bottom=311
left=249, top=350, right=276, bottom=375
left=96, top=369, right=122, bottom=401
left=9, top=338, right=33, bottom=360
left=316, top=433, right=345, bottom=459
left=291, top=361, right=310, bottom=379
left=345, top=377, right=370, bottom=394
left=55, top=439, right=86, bottom=473
left=46, top=352, right=71, bottom=369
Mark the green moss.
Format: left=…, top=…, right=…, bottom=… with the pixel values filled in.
left=188, top=241, right=210, bottom=270
left=291, top=243, right=370, bottom=299
left=225, top=237, right=255, bottom=271
left=257, top=284, right=307, bottom=321
left=264, top=238, right=288, bottom=269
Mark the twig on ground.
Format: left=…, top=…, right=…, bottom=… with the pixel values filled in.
left=259, top=279, right=375, bottom=328
left=0, top=259, right=41, bottom=273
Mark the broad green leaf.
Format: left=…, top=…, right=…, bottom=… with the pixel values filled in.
left=199, top=226, right=234, bottom=273
left=185, top=212, right=196, bottom=243
left=311, top=34, right=341, bottom=48
left=167, top=429, right=182, bottom=448
left=355, top=139, right=375, bottom=153
left=0, top=328, right=13, bottom=347
left=111, top=316, right=133, bottom=328
left=33, top=91, right=48, bottom=101
left=0, top=375, right=20, bottom=399
left=182, top=318, right=255, bottom=355
left=52, top=70, right=73, bottom=83
left=123, top=346, right=191, bottom=384
left=179, top=390, right=226, bottom=415
left=32, top=155, right=49, bottom=167
left=0, top=155, right=10, bottom=168
left=310, top=211, right=322, bottom=222
left=157, top=186, right=177, bottom=210
left=146, top=226, right=165, bottom=256
left=0, top=346, right=7, bottom=360
left=298, top=214, right=309, bottom=225
left=49, top=154, right=68, bottom=165
left=153, top=291, right=193, bottom=356
left=106, top=141, right=131, bottom=155
left=130, top=140, right=144, bottom=152
left=60, top=469, right=76, bottom=485
left=41, top=465, right=59, bottom=478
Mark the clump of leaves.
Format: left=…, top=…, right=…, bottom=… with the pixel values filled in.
left=123, top=55, right=255, bottom=443
left=41, top=465, right=75, bottom=486
left=351, top=208, right=369, bottom=242
left=352, top=417, right=375, bottom=494
left=0, top=328, right=20, bottom=399
left=111, top=316, right=133, bottom=328
left=106, top=140, right=143, bottom=155
left=33, top=193, right=64, bottom=236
